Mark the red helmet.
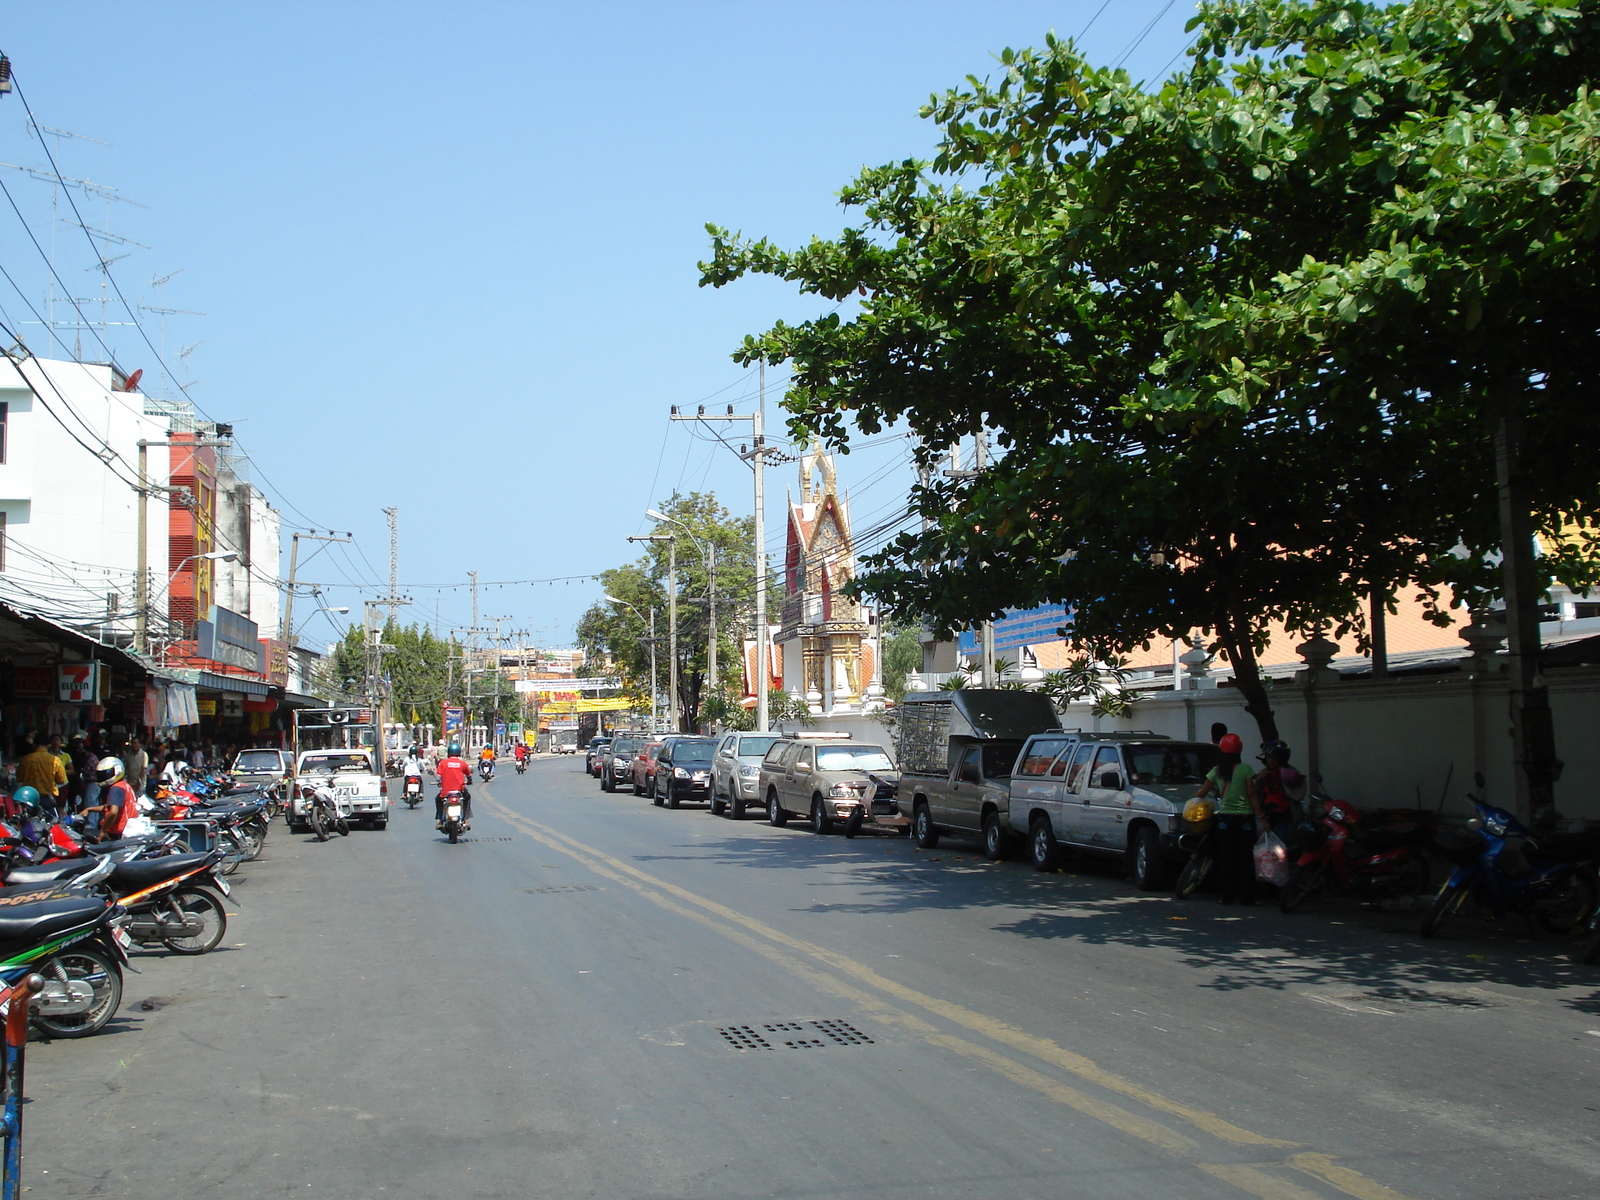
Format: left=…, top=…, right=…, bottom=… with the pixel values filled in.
left=1218, top=733, right=1244, bottom=754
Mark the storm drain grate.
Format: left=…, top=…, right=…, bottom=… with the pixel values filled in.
left=717, top=1020, right=875, bottom=1052
left=522, top=885, right=600, bottom=894
left=718, top=1025, right=773, bottom=1051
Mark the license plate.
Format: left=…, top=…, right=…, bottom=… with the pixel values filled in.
left=112, top=926, right=132, bottom=949
left=213, top=872, right=232, bottom=896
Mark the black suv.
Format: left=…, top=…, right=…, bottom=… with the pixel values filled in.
left=652, top=737, right=717, bottom=808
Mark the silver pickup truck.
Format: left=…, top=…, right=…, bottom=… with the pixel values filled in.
left=896, top=689, right=1062, bottom=858
left=291, top=748, right=391, bottom=831
left=1008, top=731, right=1221, bottom=890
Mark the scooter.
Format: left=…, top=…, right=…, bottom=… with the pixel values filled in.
left=515, top=756, right=527, bottom=775
left=478, top=759, right=495, bottom=783
left=403, top=774, right=424, bottom=808
left=440, top=790, right=468, bottom=844
left=1421, top=781, right=1600, bottom=937
left=1278, top=801, right=1435, bottom=912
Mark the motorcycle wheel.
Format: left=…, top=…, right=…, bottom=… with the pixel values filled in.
left=336, top=816, right=350, bottom=837
left=843, top=810, right=864, bottom=840
left=1174, top=852, right=1212, bottom=900
left=159, top=887, right=228, bottom=955
left=310, top=806, right=328, bottom=842
left=1278, top=863, right=1324, bottom=913
left=31, top=944, right=123, bottom=1039
left=1534, top=871, right=1598, bottom=934
left=1420, top=882, right=1467, bottom=937
left=448, top=825, right=459, bottom=844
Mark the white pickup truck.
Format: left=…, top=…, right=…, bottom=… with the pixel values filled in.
left=291, top=748, right=391, bottom=831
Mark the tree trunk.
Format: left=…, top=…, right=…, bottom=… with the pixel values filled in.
left=1217, top=608, right=1280, bottom=746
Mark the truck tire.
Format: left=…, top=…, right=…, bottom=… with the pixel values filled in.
left=983, top=811, right=1010, bottom=861
left=1130, top=826, right=1167, bottom=891
left=768, top=789, right=788, bottom=827
left=731, top=793, right=747, bottom=820
left=1029, top=816, right=1060, bottom=872
left=810, top=795, right=833, bottom=835
left=601, top=771, right=613, bottom=793
left=913, top=802, right=940, bottom=849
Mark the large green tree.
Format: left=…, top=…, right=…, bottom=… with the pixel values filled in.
left=576, top=492, right=763, bottom=732
left=703, top=0, right=1600, bottom=749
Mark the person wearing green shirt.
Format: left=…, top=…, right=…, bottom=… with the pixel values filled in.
left=1194, top=733, right=1268, bottom=905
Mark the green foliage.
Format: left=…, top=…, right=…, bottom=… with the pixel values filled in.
left=703, top=0, right=1600, bottom=741
left=879, top=621, right=924, bottom=703
left=576, top=492, right=761, bottom=732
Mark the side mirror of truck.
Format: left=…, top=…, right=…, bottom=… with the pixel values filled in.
left=1098, top=771, right=1123, bottom=790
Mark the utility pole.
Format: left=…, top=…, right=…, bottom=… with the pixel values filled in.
left=467, top=571, right=479, bottom=748
left=706, top=544, right=717, bottom=709
left=382, top=507, right=401, bottom=626
left=670, top=392, right=774, bottom=731
left=279, top=531, right=352, bottom=645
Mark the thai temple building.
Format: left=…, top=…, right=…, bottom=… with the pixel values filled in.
left=749, top=440, right=884, bottom=715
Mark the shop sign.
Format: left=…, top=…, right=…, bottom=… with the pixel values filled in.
left=442, top=705, right=464, bottom=735
left=17, top=665, right=53, bottom=699
left=57, top=662, right=99, bottom=703
left=222, top=694, right=244, bottom=719
left=197, top=605, right=267, bottom=675
left=197, top=698, right=218, bottom=716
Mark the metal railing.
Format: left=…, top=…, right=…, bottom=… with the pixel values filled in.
left=0, top=973, right=45, bottom=1200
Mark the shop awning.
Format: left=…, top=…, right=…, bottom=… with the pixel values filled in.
left=194, top=670, right=272, bottom=697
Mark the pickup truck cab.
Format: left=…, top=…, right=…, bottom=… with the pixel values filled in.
left=1008, top=732, right=1220, bottom=889
left=758, top=733, right=902, bottom=836
left=896, top=689, right=1061, bottom=857
left=230, top=748, right=291, bottom=796
left=292, top=748, right=391, bottom=831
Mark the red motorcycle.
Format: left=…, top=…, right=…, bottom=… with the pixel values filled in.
left=1278, top=800, right=1436, bottom=912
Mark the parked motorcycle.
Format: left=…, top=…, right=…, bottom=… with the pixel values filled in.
left=107, top=850, right=231, bottom=955
left=300, top=781, right=349, bottom=842
left=403, top=774, right=424, bottom=808
left=1173, top=797, right=1218, bottom=899
left=1278, top=802, right=1435, bottom=912
left=1421, top=786, right=1600, bottom=938
left=440, top=790, right=467, bottom=844
left=0, top=858, right=130, bottom=1039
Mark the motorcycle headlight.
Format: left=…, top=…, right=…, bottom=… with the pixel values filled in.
left=674, top=767, right=689, bottom=779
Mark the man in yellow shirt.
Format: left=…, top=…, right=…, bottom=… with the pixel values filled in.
left=17, top=739, right=68, bottom=801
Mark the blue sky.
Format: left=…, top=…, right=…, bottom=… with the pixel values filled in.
left=0, top=1, right=1196, bottom=648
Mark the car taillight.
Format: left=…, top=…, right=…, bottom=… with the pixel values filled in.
left=380, top=780, right=388, bottom=795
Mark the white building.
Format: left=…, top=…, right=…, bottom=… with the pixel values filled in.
left=0, top=356, right=169, bottom=640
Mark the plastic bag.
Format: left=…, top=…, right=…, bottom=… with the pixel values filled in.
left=1254, top=830, right=1290, bottom=886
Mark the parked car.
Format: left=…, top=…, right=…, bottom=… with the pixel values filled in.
left=600, top=733, right=644, bottom=792
left=896, top=689, right=1060, bottom=855
left=758, top=733, right=901, bottom=836
left=585, top=737, right=612, bottom=777
left=652, top=737, right=717, bottom=808
left=1008, top=732, right=1220, bottom=889
left=710, top=732, right=781, bottom=819
left=230, top=748, right=291, bottom=796
left=631, top=740, right=665, bottom=795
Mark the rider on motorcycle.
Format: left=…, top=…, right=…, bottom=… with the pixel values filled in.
left=513, top=742, right=529, bottom=768
left=436, top=742, right=473, bottom=828
left=478, top=744, right=496, bottom=780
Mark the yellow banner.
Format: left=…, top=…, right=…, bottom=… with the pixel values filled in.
left=536, top=696, right=638, bottom=714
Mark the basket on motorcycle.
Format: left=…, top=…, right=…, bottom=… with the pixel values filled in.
left=1433, top=826, right=1487, bottom=867
left=152, top=819, right=217, bottom=854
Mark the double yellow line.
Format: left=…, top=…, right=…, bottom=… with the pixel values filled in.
left=483, top=796, right=1418, bottom=1200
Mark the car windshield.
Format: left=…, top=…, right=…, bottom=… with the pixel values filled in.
left=301, top=754, right=371, bottom=774
left=816, top=745, right=894, bottom=772
left=737, top=736, right=780, bottom=758
left=1122, top=743, right=1220, bottom=786
left=673, top=741, right=715, bottom=763
left=611, top=738, right=638, bottom=756
left=233, top=751, right=281, bottom=772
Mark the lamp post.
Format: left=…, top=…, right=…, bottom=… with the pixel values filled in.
left=627, top=533, right=677, bottom=731
left=646, top=510, right=718, bottom=726
left=605, top=595, right=658, bottom=731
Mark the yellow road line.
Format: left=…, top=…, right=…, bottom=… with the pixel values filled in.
left=483, top=798, right=1424, bottom=1200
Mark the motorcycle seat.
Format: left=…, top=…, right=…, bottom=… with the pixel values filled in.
left=2, top=857, right=102, bottom=887
left=85, top=835, right=167, bottom=856
left=111, top=852, right=215, bottom=889
left=0, top=894, right=107, bottom=943
left=1527, top=830, right=1600, bottom=861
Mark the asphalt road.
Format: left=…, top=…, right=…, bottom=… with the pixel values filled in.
left=23, top=756, right=1600, bottom=1199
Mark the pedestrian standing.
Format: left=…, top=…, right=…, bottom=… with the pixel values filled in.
left=1194, top=732, right=1267, bottom=905
left=124, top=736, right=150, bottom=798
left=16, top=739, right=68, bottom=809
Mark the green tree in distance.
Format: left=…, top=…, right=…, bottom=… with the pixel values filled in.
left=703, top=0, right=1600, bottom=751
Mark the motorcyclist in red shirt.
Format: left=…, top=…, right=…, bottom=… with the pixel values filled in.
left=513, top=742, right=529, bottom=765
left=435, top=741, right=473, bottom=829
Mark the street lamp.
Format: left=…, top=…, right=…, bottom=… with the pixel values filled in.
left=605, top=595, right=659, bottom=731
left=645, top=510, right=718, bottom=729
left=167, top=549, right=237, bottom=583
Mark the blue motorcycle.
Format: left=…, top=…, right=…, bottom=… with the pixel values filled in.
left=1421, top=792, right=1600, bottom=938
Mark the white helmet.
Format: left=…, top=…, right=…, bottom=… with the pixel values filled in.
left=95, top=756, right=126, bottom=785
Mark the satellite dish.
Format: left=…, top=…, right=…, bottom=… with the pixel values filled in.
left=123, top=369, right=143, bottom=393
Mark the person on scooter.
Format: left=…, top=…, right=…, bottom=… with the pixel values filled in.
left=436, top=742, right=473, bottom=828
left=478, top=744, right=496, bottom=781
left=513, top=742, right=529, bottom=769
left=1255, top=740, right=1304, bottom=848
left=1194, top=733, right=1267, bottom=905
left=84, top=757, right=136, bottom=842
